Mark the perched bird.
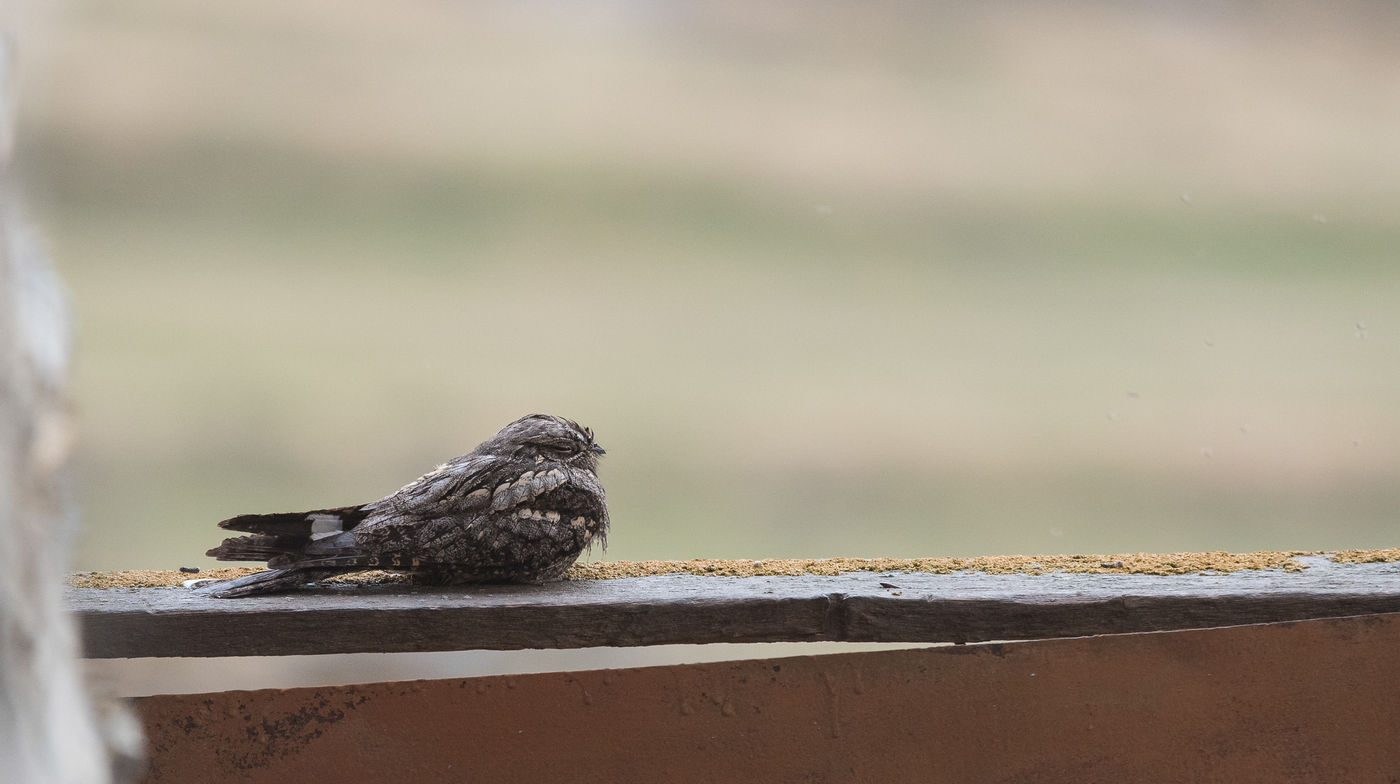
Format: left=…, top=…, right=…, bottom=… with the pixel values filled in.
left=199, top=414, right=608, bottom=598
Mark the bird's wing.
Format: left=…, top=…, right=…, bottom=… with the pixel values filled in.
left=369, top=453, right=505, bottom=515
left=370, top=453, right=578, bottom=518
left=352, top=455, right=592, bottom=553
left=361, top=451, right=556, bottom=523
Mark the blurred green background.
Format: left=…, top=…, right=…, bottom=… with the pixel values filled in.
left=13, top=0, right=1400, bottom=572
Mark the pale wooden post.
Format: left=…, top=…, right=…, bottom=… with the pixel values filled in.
left=0, top=34, right=135, bottom=784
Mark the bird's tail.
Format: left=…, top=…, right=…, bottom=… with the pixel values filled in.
left=196, top=553, right=424, bottom=598
left=194, top=566, right=345, bottom=598
left=206, top=505, right=367, bottom=567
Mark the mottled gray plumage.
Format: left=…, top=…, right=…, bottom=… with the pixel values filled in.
left=200, top=414, right=608, bottom=598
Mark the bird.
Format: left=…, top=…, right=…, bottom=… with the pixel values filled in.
left=198, top=413, right=608, bottom=598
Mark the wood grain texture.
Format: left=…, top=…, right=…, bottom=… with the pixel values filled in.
left=69, top=555, right=1400, bottom=658
left=133, top=613, right=1400, bottom=784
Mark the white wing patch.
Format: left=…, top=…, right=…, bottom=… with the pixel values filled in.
left=308, top=513, right=345, bottom=541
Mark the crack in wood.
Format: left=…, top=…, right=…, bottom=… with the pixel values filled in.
left=821, top=592, right=849, bottom=641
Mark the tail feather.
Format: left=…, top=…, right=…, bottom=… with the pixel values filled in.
left=196, top=554, right=433, bottom=598
left=205, top=534, right=291, bottom=562
left=207, top=505, right=368, bottom=565
left=218, top=505, right=366, bottom=536
left=196, top=567, right=345, bottom=599
left=201, top=505, right=413, bottom=598
left=197, top=553, right=423, bottom=598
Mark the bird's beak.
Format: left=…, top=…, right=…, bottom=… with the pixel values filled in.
left=591, top=443, right=606, bottom=455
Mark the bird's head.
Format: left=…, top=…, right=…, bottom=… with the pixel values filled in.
left=481, top=413, right=606, bottom=471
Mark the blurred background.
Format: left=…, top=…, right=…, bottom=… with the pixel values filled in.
left=5, top=0, right=1400, bottom=691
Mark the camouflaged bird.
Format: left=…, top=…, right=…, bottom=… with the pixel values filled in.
left=199, top=414, right=608, bottom=598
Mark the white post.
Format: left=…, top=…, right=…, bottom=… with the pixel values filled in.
left=0, top=34, right=136, bottom=784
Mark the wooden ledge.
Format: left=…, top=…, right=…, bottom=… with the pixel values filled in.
left=73, top=549, right=1400, bottom=588
left=69, top=554, right=1400, bottom=658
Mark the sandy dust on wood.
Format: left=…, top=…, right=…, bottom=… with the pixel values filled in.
left=66, top=548, right=1400, bottom=588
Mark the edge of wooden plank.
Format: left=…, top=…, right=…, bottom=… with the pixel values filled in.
left=69, top=556, right=1400, bottom=658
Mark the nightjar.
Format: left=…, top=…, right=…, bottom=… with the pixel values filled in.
left=199, top=414, right=608, bottom=598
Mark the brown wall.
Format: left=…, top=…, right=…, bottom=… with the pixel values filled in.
left=138, top=612, right=1400, bottom=783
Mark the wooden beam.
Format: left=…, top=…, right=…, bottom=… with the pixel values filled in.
left=69, top=555, right=1400, bottom=658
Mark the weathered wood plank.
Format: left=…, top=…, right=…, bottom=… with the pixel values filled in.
left=69, top=555, right=1400, bottom=658
left=132, top=613, right=1400, bottom=784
